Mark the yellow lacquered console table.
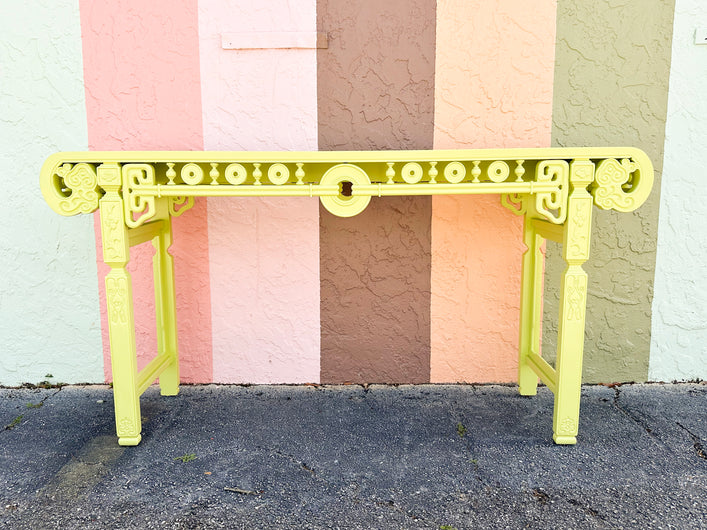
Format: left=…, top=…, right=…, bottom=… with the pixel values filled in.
left=40, top=148, right=653, bottom=446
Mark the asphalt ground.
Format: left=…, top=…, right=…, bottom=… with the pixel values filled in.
left=0, top=383, right=705, bottom=529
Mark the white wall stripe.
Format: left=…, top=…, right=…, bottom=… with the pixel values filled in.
left=0, top=0, right=102, bottom=385
left=650, top=0, right=707, bottom=381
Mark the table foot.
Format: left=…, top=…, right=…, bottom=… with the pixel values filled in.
left=553, top=434, right=576, bottom=445
left=118, top=434, right=142, bottom=446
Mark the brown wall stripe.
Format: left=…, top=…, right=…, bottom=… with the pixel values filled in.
left=317, top=0, right=436, bottom=383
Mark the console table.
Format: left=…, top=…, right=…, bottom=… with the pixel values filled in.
left=39, top=148, right=653, bottom=446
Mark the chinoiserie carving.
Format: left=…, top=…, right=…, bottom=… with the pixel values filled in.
left=565, top=274, right=587, bottom=321
left=593, top=157, right=652, bottom=213
left=560, top=416, right=577, bottom=433
left=43, top=163, right=100, bottom=216
left=101, top=202, right=126, bottom=263
left=535, top=160, right=569, bottom=224
left=169, top=196, right=195, bottom=217
left=501, top=193, right=527, bottom=216
left=118, top=416, right=136, bottom=435
left=106, top=276, right=129, bottom=324
left=123, top=164, right=156, bottom=228
left=566, top=200, right=592, bottom=260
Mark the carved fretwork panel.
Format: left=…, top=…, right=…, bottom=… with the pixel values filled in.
left=40, top=148, right=654, bottom=225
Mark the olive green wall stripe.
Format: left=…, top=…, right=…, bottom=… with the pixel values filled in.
left=545, top=0, right=675, bottom=383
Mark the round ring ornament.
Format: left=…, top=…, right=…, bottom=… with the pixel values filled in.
left=320, top=164, right=371, bottom=217
left=401, top=162, right=423, bottom=184
left=487, top=161, right=510, bottom=183
left=444, top=162, right=466, bottom=184
left=225, top=163, right=247, bottom=185
left=268, top=163, right=290, bottom=185
left=181, top=163, right=204, bottom=185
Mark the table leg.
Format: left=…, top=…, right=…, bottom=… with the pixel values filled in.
left=98, top=162, right=142, bottom=446
left=518, top=210, right=543, bottom=396
left=552, top=159, right=594, bottom=445
left=153, top=211, right=179, bottom=396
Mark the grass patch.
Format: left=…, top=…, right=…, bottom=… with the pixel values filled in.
left=456, top=422, right=467, bottom=437
left=5, top=415, right=24, bottom=430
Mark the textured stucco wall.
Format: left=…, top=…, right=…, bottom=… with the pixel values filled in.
left=431, top=0, right=556, bottom=383
left=80, top=0, right=213, bottom=383
left=547, top=0, right=674, bottom=383
left=317, top=0, right=435, bottom=383
left=650, top=0, right=707, bottom=381
left=0, top=0, right=103, bottom=385
left=199, top=0, right=320, bottom=384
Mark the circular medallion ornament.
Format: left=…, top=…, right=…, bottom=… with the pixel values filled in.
left=319, top=164, right=371, bottom=217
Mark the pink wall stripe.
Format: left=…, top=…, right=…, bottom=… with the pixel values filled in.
left=431, top=0, right=557, bottom=382
left=198, top=0, right=320, bottom=383
left=80, top=0, right=213, bottom=383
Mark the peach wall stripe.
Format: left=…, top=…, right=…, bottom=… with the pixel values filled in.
left=431, top=0, right=557, bottom=382
left=199, top=0, right=320, bottom=383
left=80, top=0, right=213, bottom=383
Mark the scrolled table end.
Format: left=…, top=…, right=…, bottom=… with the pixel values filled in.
left=40, top=153, right=101, bottom=216
left=592, top=148, right=654, bottom=213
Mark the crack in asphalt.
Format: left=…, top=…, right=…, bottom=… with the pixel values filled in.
left=612, top=387, right=707, bottom=462
left=611, top=387, right=664, bottom=447
left=675, top=422, right=707, bottom=461
left=270, top=449, right=322, bottom=481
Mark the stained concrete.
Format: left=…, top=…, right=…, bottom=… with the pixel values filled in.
left=0, top=383, right=705, bottom=528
